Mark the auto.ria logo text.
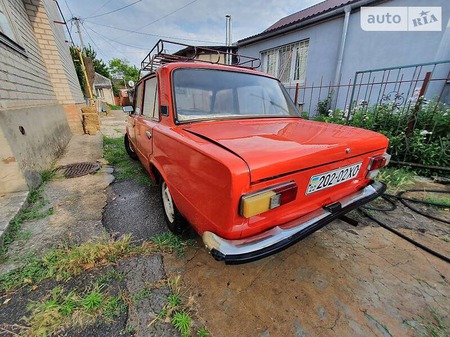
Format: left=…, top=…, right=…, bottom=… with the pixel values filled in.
left=361, top=7, right=442, bottom=31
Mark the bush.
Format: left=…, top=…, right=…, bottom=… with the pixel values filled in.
left=312, top=100, right=449, bottom=175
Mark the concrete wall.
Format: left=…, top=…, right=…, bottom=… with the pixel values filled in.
left=238, top=0, right=450, bottom=110
left=0, top=105, right=71, bottom=191
left=0, top=0, right=83, bottom=192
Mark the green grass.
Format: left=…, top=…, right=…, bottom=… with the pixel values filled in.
left=0, top=234, right=191, bottom=294
left=151, top=232, right=195, bottom=258
left=0, top=235, right=156, bottom=293
left=107, top=103, right=122, bottom=110
left=423, top=195, right=450, bottom=208
left=1, top=169, right=56, bottom=254
left=172, top=311, right=192, bottom=337
left=377, top=167, right=415, bottom=193
left=103, top=135, right=152, bottom=185
left=25, top=283, right=126, bottom=337
left=407, top=307, right=450, bottom=337
left=131, top=287, right=152, bottom=302
left=197, top=328, right=210, bottom=337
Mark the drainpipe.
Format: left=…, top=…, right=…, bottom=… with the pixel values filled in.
left=226, top=15, right=232, bottom=65
left=332, top=5, right=351, bottom=109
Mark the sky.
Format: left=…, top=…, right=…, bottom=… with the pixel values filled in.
left=61, top=0, right=321, bottom=68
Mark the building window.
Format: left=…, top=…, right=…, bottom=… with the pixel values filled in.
left=261, top=39, right=309, bottom=86
left=0, top=0, right=17, bottom=42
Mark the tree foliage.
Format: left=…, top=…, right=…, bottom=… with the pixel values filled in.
left=70, top=44, right=113, bottom=96
left=108, top=58, right=139, bottom=85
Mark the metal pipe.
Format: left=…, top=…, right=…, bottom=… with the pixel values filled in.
left=226, top=15, right=232, bottom=65
left=334, top=5, right=351, bottom=87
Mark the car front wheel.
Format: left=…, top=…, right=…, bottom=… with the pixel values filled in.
left=124, top=134, right=138, bottom=160
left=160, top=179, right=186, bottom=234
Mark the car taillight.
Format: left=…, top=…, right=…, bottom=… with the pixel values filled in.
left=366, top=153, right=391, bottom=179
left=240, top=181, right=298, bottom=218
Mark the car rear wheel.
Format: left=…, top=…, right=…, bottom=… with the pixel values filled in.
left=160, top=179, right=186, bottom=234
left=124, top=134, right=138, bottom=160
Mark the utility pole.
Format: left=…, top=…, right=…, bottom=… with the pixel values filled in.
left=73, top=17, right=85, bottom=51
left=72, top=17, right=93, bottom=102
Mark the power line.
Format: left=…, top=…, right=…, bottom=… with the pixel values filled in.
left=63, top=0, right=74, bottom=17
left=81, top=21, right=107, bottom=59
left=84, top=20, right=222, bottom=45
left=86, top=0, right=114, bottom=18
left=84, top=24, right=149, bottom=51
left=124, top=0, right=199, bottom=35
left=85, top=0, right=142, bottom=19
left=85, top=27, right=146, bottom=54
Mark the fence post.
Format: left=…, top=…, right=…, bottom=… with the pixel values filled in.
left=346, top=71, right=359, bottom=124
left=406, top=71, right=432, bottom=137
left=294, top=83, right=299, bottom=106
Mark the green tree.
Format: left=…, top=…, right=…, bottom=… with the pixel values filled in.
left=69, top=44, right=111, bottom=95
left=84, top=45, right=110, bottom=79
left=108, top=58, right=139, bottom=85
left=70, top=46, right=85, bottom=94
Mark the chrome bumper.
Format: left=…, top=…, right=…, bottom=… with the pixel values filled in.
left=202, top=181, right=386, bottom=264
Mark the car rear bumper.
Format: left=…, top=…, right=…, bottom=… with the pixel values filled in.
left=202, top=181, right=386, bottom=264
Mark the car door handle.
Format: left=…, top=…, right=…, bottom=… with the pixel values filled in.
left=146, top=130, right=152, bottom=139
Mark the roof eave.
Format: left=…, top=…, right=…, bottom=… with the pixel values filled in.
left=238, top=0, right=380, bottom=47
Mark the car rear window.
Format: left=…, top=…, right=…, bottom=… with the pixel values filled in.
left=173, top=68, right=299, bottom=122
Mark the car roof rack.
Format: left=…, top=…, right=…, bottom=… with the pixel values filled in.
left=139, top=39, right=261, bottom=76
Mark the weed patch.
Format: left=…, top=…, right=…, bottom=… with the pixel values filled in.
left=0, top=236, right=155, bottom=293
left=151, top=232, right=196, bottom=258
left=25, top=282, right=126, bottom=337
left=103, top=135, right=152, bottom=185
left=150, top=275, right=209, bottom=337
left=0, top=233, right=194, bottom=294
left=1, top=169, right=56, bottom=254
left=377, top=167, right=415, bottom=193
left=407, top=307, right=450, bottom=337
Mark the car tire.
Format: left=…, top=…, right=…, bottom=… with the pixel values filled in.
left=124, top=134, right=138, bottom=160
left=160, top=179, right=186, bottom=234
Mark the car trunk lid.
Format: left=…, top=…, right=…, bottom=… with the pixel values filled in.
left=183, top=118, right=389, bottom=183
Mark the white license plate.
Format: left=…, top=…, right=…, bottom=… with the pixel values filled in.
left=306, top=162, right=362, bottom=195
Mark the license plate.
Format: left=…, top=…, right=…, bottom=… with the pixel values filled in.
left=306, top=162, right=362, bottom=195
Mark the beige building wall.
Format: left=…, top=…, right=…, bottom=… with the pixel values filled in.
left=0, top=0, right=84, bottom=193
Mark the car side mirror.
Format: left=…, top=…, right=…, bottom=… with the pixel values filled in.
left=122, top=105, right=134, bottom=115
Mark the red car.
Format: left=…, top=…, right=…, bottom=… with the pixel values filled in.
left=124, top=40, right=389, bottom=264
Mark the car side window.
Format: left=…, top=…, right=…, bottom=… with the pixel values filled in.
left=142, top=77, right=159, bottom=120
left=134, top=83, right=143, bottom=115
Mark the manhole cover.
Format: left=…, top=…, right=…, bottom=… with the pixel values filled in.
left=57, top=162, right=101, bottom=178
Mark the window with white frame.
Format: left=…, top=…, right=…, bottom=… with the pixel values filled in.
left=261, top=39, right=309, bottom=86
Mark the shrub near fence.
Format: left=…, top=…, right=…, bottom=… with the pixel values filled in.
left=312, top=100, right=449, bottom=175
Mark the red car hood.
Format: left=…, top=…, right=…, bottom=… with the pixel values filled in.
left=183, top=118, right=388, bottom=182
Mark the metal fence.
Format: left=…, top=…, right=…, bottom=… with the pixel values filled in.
left=286, top=60, right=450, bottom=119
left=285, top=60, right=450, bottom=170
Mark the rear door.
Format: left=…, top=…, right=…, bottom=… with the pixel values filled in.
left=135, top=75, right=159, bottom=172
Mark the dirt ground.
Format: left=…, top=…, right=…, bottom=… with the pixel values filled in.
left=164, top=188, right=450, bottom=337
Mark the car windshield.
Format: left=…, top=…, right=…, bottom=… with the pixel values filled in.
left=173, top=68, right=300, bottom=122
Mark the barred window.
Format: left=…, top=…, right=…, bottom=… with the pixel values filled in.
left=261, top=39, right=309, bottom=86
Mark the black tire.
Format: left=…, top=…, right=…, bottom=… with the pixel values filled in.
left=124, top=134, right=138, bottom=160
left=160, top=178, right=186, bottom=234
